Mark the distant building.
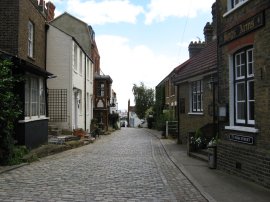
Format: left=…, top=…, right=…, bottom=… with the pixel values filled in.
left=90, top=26, right=113, bottom=131
left=110, top=89, right=118, bottom=114
left=127, top=99, right=142, bottom=128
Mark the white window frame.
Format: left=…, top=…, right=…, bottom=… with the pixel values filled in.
left=234, top=47, right=255, bottom=126
left=86, top=59, right=90, bottom=80
left=28, top=21, right=34, bottom=58
left=24, top=75, right=46, bottom=120
left=73, top=43, right=78, bottom=71
left=87, top=93, right=89, bottom=114
left=191, top=80, right=203, bottom=112
left=79, top=50, right=83, bottom=75
left=224, top=0, right=249, bottom=17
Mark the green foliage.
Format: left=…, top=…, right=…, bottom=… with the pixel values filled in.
left=132, top=82, right=154, bottom=119
left=153, top=84, right=165, bottom=119
left=0, top=59, right=23, bottom=165
left=154, top=110, right=175, bottom=131
left=195, top=128, right=203, bottom=139
left=8, top=146, right=28, bottom=165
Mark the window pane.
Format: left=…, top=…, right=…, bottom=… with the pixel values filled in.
left=236, top=54, right=240, bottom=66
left=39, top=79, right=45, bottom=116
left=192, top=83, right=196, bottom=93
left=25, top=79, right=30, bottom=117
left=73, top=45, right=77, bottom=70
left=193, top=101, right=197, bottom=111
left=237, top=102, right=245, bottom=120
left=197, top=81, right=200, bottom=93
left=31, top=78, right=38, bottom=116
left=249, top=101, right=254, bottom=121
left=235, top=52, right=245, bottom=78
left=191, top=80, right=203, bottom=112
left=236, top=83, right=245, bottom=101
left=28, top=21, right=33, bottom=57
left=247, top=49, right=253, bottom=76
left=248, top=81, right=254, bottom=100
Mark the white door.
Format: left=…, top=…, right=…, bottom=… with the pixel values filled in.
left=73, top=91, right=79, bottom=129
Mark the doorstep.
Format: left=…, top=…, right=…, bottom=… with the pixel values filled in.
left=189, top=150, right=208, bottom=162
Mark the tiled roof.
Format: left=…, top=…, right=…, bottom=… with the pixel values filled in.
left=172, top=40, right=217, bottom=83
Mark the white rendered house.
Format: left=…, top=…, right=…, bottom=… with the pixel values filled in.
left=46, top=24, right=93, bottom=132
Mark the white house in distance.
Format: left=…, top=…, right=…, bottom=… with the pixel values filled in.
left=46, top=24, right=94, bottom=132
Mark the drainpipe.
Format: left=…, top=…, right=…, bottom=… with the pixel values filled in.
left=177, top=84, right=181, bottom=144
left=45, top=24, right=49, bottom=117
left=84, top=56, right=87, bottom=131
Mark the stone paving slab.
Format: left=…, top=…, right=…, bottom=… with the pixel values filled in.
left=0, top=128, right=207, bottom=201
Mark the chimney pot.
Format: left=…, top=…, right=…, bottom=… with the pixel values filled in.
left=188, top=41, right=205, bottom=58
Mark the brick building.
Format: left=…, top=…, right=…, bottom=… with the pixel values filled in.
left=156, top=71, right=177, bottom=121
left=172, top=4, right=217, bottom=144
left=0, top=0, right=55, bottom=148
left=216, top=0, right=270, bottom=188
left=89, top=26, right=113, bottom=131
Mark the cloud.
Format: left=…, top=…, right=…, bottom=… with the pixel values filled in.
left=145, top=0, right=215, bottom=24
left=96, top=35, right=177, bottom=110
left=53, top=0, right=214, bottom=25
left=64, top=0, right=144, bottom=25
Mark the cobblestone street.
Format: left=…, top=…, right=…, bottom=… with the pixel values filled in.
left=0, top=128, right=207, bottom=202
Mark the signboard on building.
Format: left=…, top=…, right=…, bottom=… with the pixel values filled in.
left=229, top=134, right=254, bottom=145
left=220, top=12, right=264, bottom=45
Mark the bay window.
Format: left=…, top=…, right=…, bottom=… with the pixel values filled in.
left=24, top=75, right=46, bottom=119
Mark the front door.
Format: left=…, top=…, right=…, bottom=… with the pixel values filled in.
left=73, top=90, right=79, bottom=129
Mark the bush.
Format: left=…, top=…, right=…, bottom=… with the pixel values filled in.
left=8, top=146, right=29, bottom=165
left=0, top=59, right=23, bottom=165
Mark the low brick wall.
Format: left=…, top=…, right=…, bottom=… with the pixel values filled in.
left=217, top=141, right=270, bottom=189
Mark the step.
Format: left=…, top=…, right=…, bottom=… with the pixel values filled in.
left=49, top=129, right=62, bottom=136
left=189, top=151, right=208, bottom=162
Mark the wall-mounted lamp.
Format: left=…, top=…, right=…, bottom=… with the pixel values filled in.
left=47, top=75, right=57, bottom=79
left=208, top=74, right=217, bottom=90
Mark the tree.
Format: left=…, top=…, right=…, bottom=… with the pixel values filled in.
left=132, top=82, right=154, bottom=119
left=0, top=59, right=22, bottom=165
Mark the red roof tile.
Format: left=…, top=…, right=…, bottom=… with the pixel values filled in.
left=173, top=40, right=217, bottom=83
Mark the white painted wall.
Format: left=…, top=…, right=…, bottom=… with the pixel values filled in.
left=47, top=25, right=94, bottom=132
left=128, top=111, right=142, bottom=128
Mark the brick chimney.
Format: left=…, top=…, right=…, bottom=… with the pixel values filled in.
left=38, top=0, right=45, bottom=13
left=46, top=1, right=56, bottom=21
left=204, top=22, right=214, bottom=44
left=188, top=41, right=205, bottom=58
left=212, top=2, right=217, bottom=37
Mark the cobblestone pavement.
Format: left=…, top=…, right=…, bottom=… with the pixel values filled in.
left=0, top=128, right=207, bottom=202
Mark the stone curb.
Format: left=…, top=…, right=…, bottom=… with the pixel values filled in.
left=159, top=139, right=217, bottom=202
left=145, top=129, right=217, bottom=202
left=0, top=163, right=29, bottom=175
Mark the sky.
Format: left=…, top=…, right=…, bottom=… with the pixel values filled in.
left=51, top=0, right=215, bottom=111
